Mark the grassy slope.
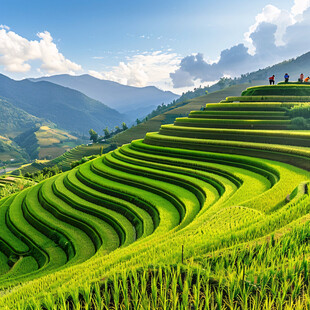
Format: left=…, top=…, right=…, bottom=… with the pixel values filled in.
left=0, top=136, right=29, bottom=164
left=35, top=126, right=80, bottom=159
left=17, top=143, right=110, bottom=175
left=14, top=126, right=82, bottom=161
left=0, top=98, right=43, bottom=137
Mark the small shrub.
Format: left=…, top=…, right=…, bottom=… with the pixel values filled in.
left=71, top=155, right=98, bottom=169
left=291, top=117, right=308, bottom=129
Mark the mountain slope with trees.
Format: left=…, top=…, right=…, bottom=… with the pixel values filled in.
left=30, top=74, right=179, bottom=120
left=0, top=74, right=126, bottom=134
left=0, top=98, right=44, bottom=137
left=232, top=51, right=310, bottom=84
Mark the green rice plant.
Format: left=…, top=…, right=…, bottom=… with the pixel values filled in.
left=80, top=282, right=92, bottom=310
left=69, top=287, right=81, bottom=310
left=41, top=293, right=58, bottom=310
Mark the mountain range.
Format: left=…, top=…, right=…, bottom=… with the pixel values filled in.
left=30, top=74, right=179, bottom=119
left=0, top=74, right=125, bottom=134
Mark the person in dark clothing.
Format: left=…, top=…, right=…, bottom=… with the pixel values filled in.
left=269, top=75, right=275, bottom=85
left=284, top=73, right=289, bottom=83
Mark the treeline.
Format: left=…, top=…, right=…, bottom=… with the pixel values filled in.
left=24, top=166, right=62, bottom=182
left=89, top=122, right=128, bottom=143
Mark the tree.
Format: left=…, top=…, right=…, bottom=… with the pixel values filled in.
left=136, top=118, right=141, bottom=125
left=89, top=129, right=98, bottom=143
left=114, top=126, right=121, bottom=134
left=103, top=127, right=110, bottom=139
left=121, top=122, right=128, bottom=131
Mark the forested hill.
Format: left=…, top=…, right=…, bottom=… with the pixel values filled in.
left=0, top=74, right=126, bottom=133
left=0, top=98, right=43, bottom=136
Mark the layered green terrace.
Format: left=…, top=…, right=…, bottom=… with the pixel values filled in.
left=0, top=83, right=310, bottom=309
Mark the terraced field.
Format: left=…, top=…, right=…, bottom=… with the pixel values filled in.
left=0, top=84, right=310, bottom=309
left=17, top=143, right=111, bottom=176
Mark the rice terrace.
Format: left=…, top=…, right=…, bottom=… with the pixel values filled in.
left=0, top=82, right=309, bottom=309
left=2, top=1, right=310, bottom=309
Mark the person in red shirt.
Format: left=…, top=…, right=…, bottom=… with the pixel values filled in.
left=299, top=73, right=304, bottom=82
left=269, top=75, right=275, bottom=85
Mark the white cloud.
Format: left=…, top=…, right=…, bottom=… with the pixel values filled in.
left=244, top=5, right=293, bottom=53
left=291, top=0, right=310, bottom=18
left=0, top=28, right=82, bottom=74
left=245, top=0, right=310, bottom=54
left=89, top=51, right=181, bottom=90
left=0, top=25, right=10, bottom=30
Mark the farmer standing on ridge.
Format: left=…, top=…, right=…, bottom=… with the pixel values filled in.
left=284, top=73, right=289, bottom=83
left=269, top=75, right=275, bottom=85
left=299, top=73, right=304, bottom=82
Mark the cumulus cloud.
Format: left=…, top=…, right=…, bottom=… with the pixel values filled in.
left=244, top=5, right=293, bottom=52
left=0, top=28, right=82, bottom=74
left=291, top=0, right=310, bottom=18
left=89, top=51, right=181, bottom=89
left=171, top=0, right=310, bottom=88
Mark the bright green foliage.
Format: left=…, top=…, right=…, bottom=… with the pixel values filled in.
left=288, top=103, right=310, bottom=118
left=0, top=83, right=310, bottom=309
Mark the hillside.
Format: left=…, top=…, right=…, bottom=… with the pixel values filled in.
left=18, top=82, right=252, bottom=173
left=30, top=74, right=179, bottom=120
left=14, top=125, right=82, bottom=160
left=0, top=136, right=29, bottom=165
left=0, top=98, right=44, bottom=137
left=0, top=74, right=126, bottom=133
left=0, top=82, right=309, bottom=309
left=111, top=82, right=259, bottom=146
left=236, top=50, right=310, bottom=83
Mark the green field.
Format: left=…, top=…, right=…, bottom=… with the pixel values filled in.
left=0, top=83, right=310, bottom=309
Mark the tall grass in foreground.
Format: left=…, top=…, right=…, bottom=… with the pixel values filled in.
left=24, top=246, right=310, bottom=309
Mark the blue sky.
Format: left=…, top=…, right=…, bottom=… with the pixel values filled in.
left=0, top=0, right=308, bottom=93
